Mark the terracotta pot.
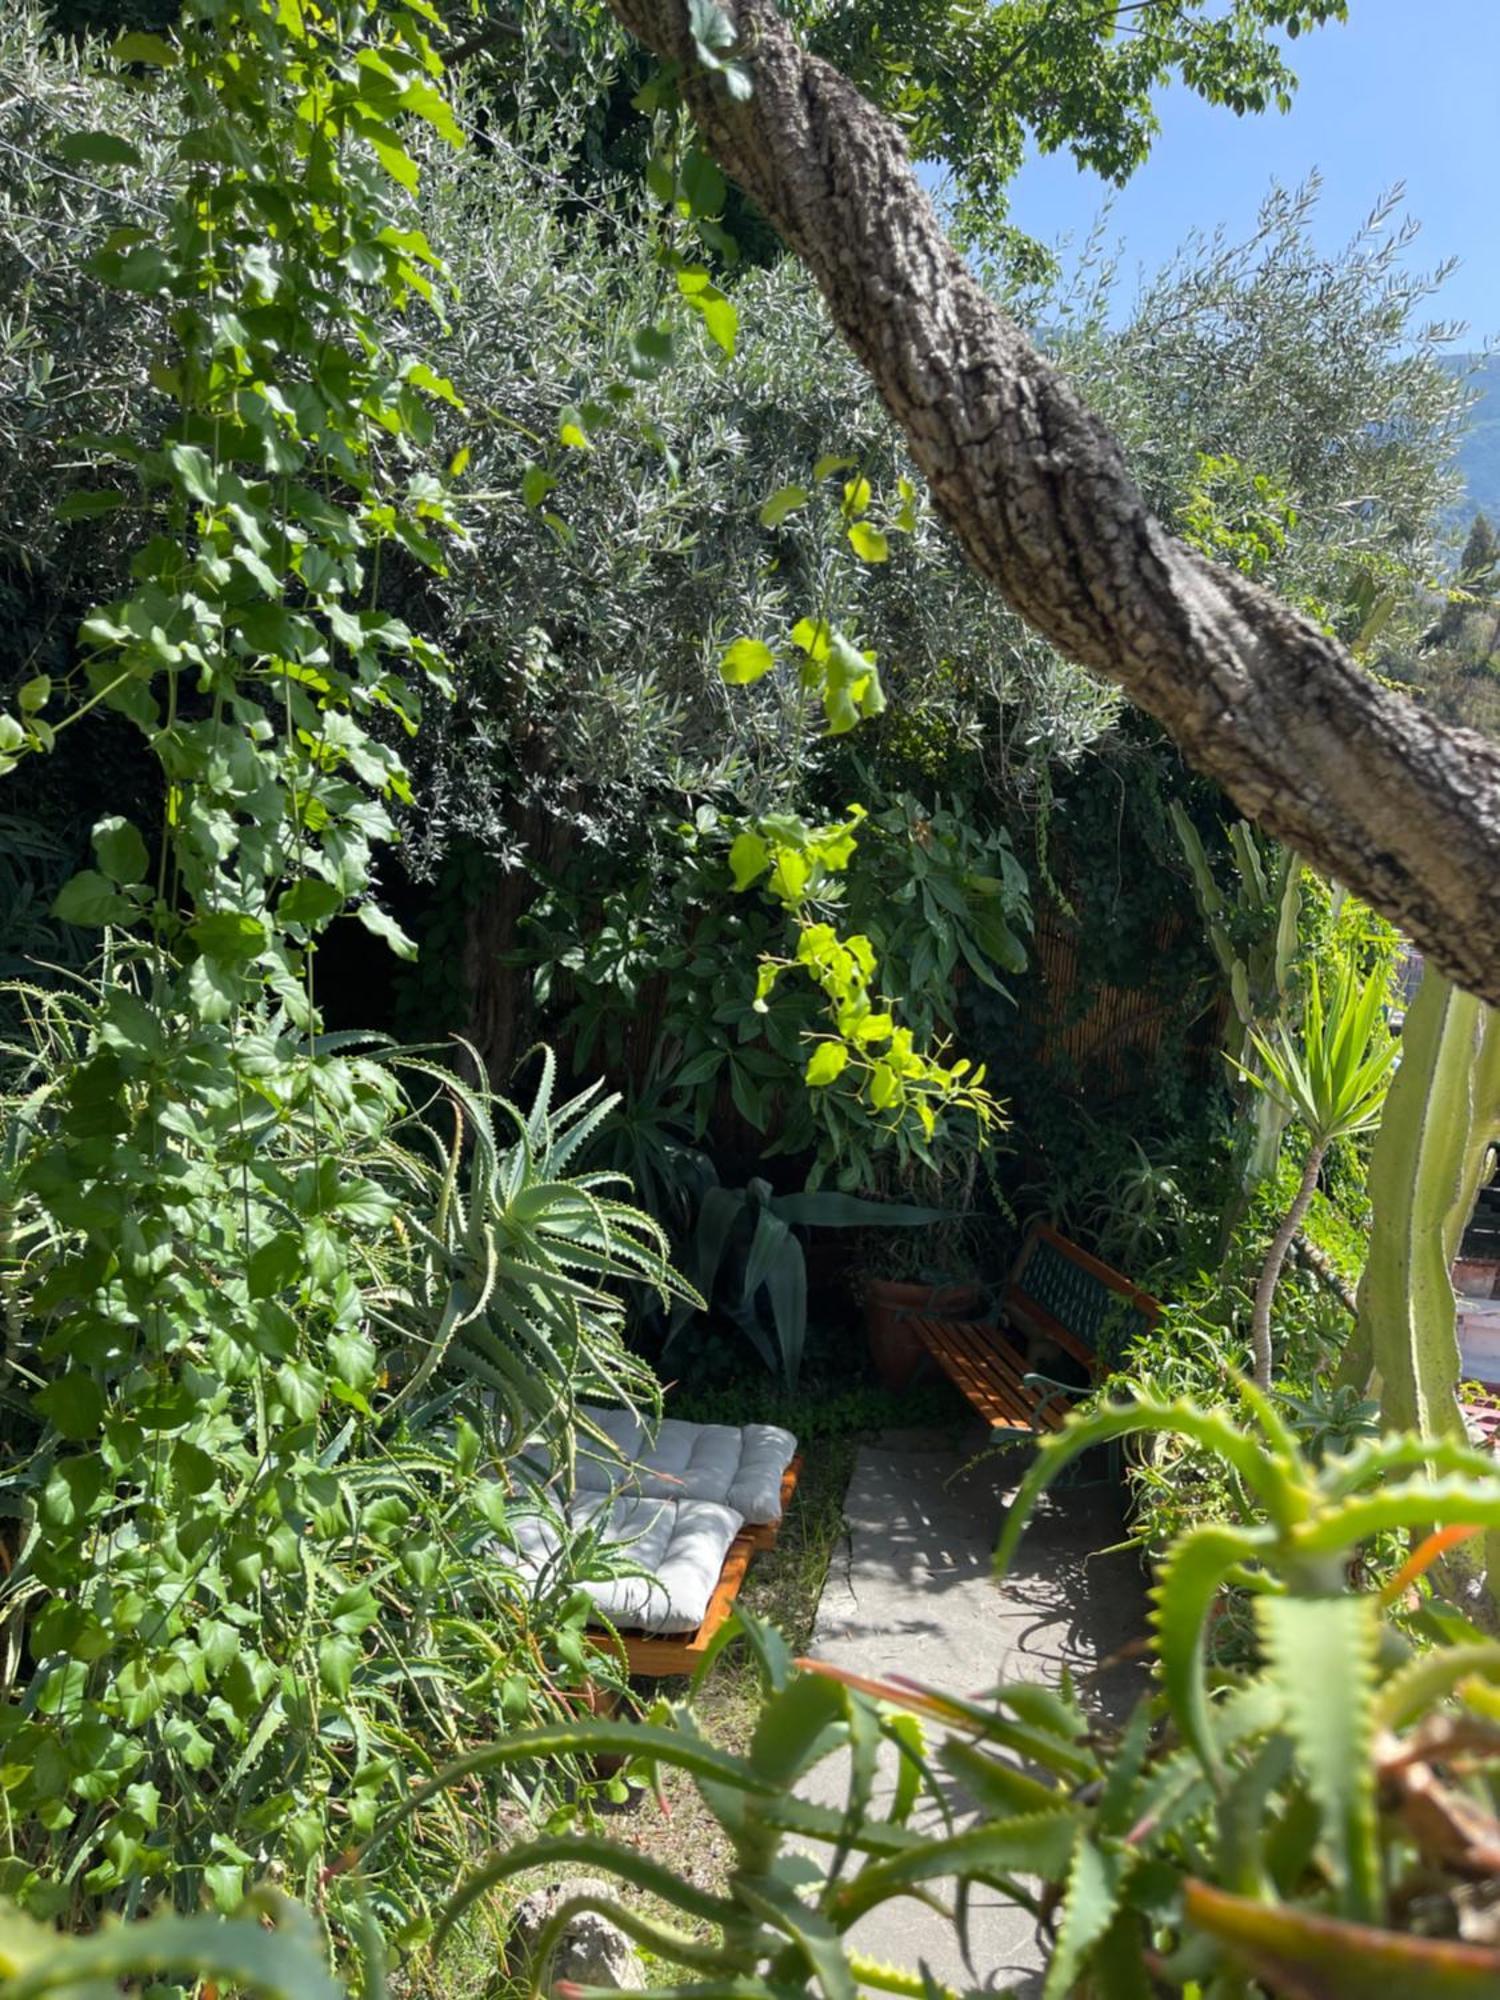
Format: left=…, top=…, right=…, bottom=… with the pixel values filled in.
left=862, top=1276, right=983, bottom=1392
left=1453, top=1256, right=1500, bottom=1301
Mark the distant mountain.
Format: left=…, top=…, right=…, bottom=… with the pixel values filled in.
left=1450, top=353, right=1500, bottom=524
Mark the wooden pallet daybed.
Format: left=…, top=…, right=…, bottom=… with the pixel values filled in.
left=595, top=1454, right=802, bottom=1677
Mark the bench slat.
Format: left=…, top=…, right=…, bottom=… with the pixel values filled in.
left=910, top=1316, right=1040, bottom=1430
left=905, top=1224, right=1159, bottom=1445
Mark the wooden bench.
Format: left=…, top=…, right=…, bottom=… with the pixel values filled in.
left=907, top=1223, right=1159, bottom=1439
left=590, top=1455, right=802, bottom=1677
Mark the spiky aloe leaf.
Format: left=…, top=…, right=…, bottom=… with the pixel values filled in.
left=996, top=1398, right=1299, bottom=1581
left=742, top=1877, right=857, bottom=2000
left=1291, top=1476, right=1500, bottom=1559
left=833, top=1812, right=1081, bottom=1923
left=747, top=1672, right=848, bottom=1788
left=0, top=1899, right=344, bottom=2000
left=1042, top=1833, right=1133, bottom=2000
left=1376, top=1641, right=1500, bottom=1729
left=1150, top=1521, right=1275, bottom=1780
left=1323, top=1432, right=1500, bottom=1500
left=1256, top=1593, right=1381, bottom=1922
left=1184, top=1879, right=1500, bottom=1998
left=435, top=1834, right=739, bottom=1952
left=1095, top=1699, right=1156, bottom=1837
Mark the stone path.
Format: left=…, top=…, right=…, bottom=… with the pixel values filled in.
left=799, top=1429, right=1147, bottom=1996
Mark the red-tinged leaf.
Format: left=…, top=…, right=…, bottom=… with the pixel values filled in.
left=1184, top=1879, right=1500, bottom=1998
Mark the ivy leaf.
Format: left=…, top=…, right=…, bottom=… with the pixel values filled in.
left=92, top=815, right=149, bottom=886
left=677, top=268, right=737, bottom=356
left=111, top=31, right=177, bottom=65
left=522, top=464, right=558, bottom=509
left=190, top=910, right=266, bottom=963
left=848, top=522, right=890, bottom=563
left=56, top=488, right=126, bottom=522
left=557, top=404, right=592, bottom=451
left=318, top=1634, right=361, bottom=1701
left=759, top=485, right=808, bottom=529
left=728, top=829, right=770, bottom=890
left=720, top=637, right=776, bottom=686
left=57, top=131, right=143, bottom=169
left=628, top=325, right=676, bottom=380
left=805, top=1043, right=849, bottom=1087
left=357, top=902, right=417, bottom=959
left=278, top=877, right=342, bottom=929
left=34, top=1372, right=105, bottom=1442
left=54, top=870, right=133, bottom=927
left=679, top=149, right=726, bottom=217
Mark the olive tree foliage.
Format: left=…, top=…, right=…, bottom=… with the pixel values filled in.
left=453, top=0, right=1352, bottom=269
left=0, top=6, right=1468, bottom=891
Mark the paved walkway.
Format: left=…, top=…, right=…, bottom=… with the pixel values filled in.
left=800, top=1429, right=1147, bottom=1996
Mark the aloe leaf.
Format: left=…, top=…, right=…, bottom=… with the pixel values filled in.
left=742, top=1877, right=858, bottom=2000
left=833, top=1812, right=1080, bottom=1922
left=1376, top=1640, right=1500, bottom=1729
left=997, top=1397, right=1297, bottom=1579
left=1042, top=1833, right=1132, bottom=2000
left=1256, top=1593, right=1381, bottom=1922
left=1184, top=1878, right=1500, bottom=1998
left=748, top=1672, right=848, bottom=1788
left=1150, top=1521, right=1274, bottom=1781
left=435, top=1834, right=739, bottom=1951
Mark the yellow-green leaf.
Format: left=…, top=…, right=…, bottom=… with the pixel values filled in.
left=806, top=1042, right=849, bottom=1087
left=720, top=637, right=776, bottom=686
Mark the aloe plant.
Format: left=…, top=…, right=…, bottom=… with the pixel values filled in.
left=1341, top=967, right=1500, bottom=1441
left=377, top=1047, right=692, bottom=1456
left=1234, top=960, right=1396, bottom=1389
left=342, top=1386, right=1500, bottom=2000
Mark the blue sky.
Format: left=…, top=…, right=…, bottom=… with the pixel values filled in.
left=1000, top=0, right=1498, bottom=345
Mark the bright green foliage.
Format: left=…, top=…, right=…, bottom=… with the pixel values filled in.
left=330, top=1397, right=1500, bottom=1997
left=521, top=798, right=1027, bottom=1196
left=0, top=0, right=663, bottom=1931
left=1235, top=959, right=1397, bottom=1149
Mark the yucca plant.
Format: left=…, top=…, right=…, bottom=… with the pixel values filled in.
left=1235, top=961, right=1397, bottom=1388
left=375, top=1047, right=693, bottom=1463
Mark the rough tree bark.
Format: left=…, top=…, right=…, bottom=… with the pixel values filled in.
left=602, top=0, right=1500, bottom=1004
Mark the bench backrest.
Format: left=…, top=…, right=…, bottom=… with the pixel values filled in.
left=1003, top=1222, right=1161, bottom=1376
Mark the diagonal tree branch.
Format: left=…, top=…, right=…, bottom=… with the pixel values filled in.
left=604, top=0, right=1500, bottom=1004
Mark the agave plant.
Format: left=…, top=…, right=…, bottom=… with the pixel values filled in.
left=668, top=1177, right=946, bottom=1390
left=1235, top=959, right=1397, bottom=1388
left=375, top=1047, right=694, bottom=1464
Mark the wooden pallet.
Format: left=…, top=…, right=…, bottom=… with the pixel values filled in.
left=591, top=1455, right=802, bottom=1678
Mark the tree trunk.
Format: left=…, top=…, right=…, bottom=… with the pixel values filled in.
left=600, top=0, right=1500, bottom=1006
left=1250, top=1144, right=1324, bottom=1392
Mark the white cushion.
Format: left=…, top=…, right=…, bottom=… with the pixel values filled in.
left=574, top=1405, right=797, bottom=1523
left=507, top=1491, right=744, bottom=1635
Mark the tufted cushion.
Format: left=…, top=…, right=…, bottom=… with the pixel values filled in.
left=574, top=1405, right=797, bottom=1524
left=507, top=1491, right=744, bottom=1635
